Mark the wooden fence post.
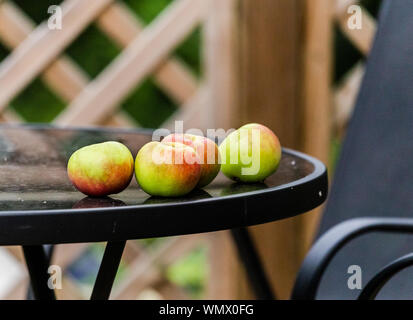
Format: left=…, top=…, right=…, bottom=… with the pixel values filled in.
left=206, top=0, right=332, bottom=299
left=204, top=0, right=240, bottom=299
left=236, top=0, right=303, bottom=300
left=299, top=0, right=333, bottom=255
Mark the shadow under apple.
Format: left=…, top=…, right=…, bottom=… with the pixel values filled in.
left=220, top=182, right=268, bottom=196
left=72, top=196, right=126, bottom=209
left=143, top=188, right=212, bottom=205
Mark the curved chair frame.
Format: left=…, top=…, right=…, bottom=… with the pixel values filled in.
left=358, top=252, right=413, bottom=300
left=291, top=218, right=413, bottom=300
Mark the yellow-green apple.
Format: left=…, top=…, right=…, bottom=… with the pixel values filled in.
left=67, top=141, right=134, bottom=197
left=162, top=133, right=220, bottom=187
left=219, top=123, right=281, bottom=183
left=135, top=141, right=201, bottom=197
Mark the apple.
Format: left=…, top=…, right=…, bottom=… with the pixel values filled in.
left=67, top=141, right=134, bottom=197
left=135, top=141, right=201, bottom=197
left=162, top=133, right=220, bottom=187
left=219, top=123, right=281, bottom=183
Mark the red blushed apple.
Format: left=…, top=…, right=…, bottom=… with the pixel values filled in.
left=135, top=141, right=201, bottom=197
left=162, top=133, right=220, bottom=187
left=67, top=141, right=134, bottom=197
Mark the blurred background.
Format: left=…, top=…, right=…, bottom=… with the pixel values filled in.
left=0, top=0, right=380, bottom=299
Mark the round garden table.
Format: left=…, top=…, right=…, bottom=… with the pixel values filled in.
left=0, top=125, right=328, bottom=300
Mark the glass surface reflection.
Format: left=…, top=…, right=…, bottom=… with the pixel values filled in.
left=0, top=126, right=315, bottom=212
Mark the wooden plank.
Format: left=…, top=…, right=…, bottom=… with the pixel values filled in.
left=0, top=109, right=23, bottom=123
left=162, top=86, right=207, bottom=131
left=55, top=277, right=84, bottom=300
left=0, top=1, right=88, bottom=102
left=225, top=0, right=307, bottom=300
left=335, top=0, right=358, bottom=16
left=202, top=0, right=241, bottom=299
left=4, top=246, right=24, bottom=262
left=335, top=0, right=376, bottom=55
left=113, top=235, right=205, bottom=299
left=0, top=1, right=135, bottom=127
left=54, top=0, right=205, bottom=126
left=0, top=1, right=33, bottom=48
left=4, top=278, right=28, bottom=300
left=205, top=231, right=240, bottom=299
left=203, top=0, right=238, bottom=130
left=96, top=2, right=198, bottom=105
left=120, top=241, right=144, bottom=265
left=300, top=0, right=333, bottom=255
left=52, top=243, right=89, bottom=268
left=42, top=58, right=90, bottom=103
left=155, top=280, right=190, bottom=300
left=334, top=62, right=365, bottom=132
left=103, top=111, right=138, bottom=128
left=3, top=243, right=88, bottom=300
left=0, top=0, right=113, bottom=112
left=135, top=287, right=164, bottom=300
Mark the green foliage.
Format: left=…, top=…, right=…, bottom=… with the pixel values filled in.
left=362, top=0, right=382, bottom=17
left=122, top=79, right=176, bottom=128
left=11, top=78, right=65, bottom=122
left=66, top=25, right=121, bottom=79
left=124, top=0, right=173, bottom=23
left=13, top=0, right=63, bottom=23
left=166, top=246, right=207, bottom=298
left=0, top=41, right=8, bottom=61
left=334, top=26, right=364, bottom=84
left=330, top=137, right=342, bottom=174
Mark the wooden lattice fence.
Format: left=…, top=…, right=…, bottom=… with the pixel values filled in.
left=333, top=0, right=377, bottom=134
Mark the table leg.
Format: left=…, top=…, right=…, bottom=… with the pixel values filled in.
left=22, top=245, right=56, bottom=300
left=90, top=241, right=126, bottom=300
left=230, top=228, right=275, bottom=300
left=26, top=245, right=54, bottom=300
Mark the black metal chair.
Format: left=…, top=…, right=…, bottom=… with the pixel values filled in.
left=292, top=0, right=413, bottom=300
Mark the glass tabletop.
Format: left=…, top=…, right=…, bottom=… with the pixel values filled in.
left=0, top=125, right=317, bottom=212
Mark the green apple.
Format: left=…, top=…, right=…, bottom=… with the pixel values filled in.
left=162, top=133, right=220, bottom=187
left=135, top=141, right=202, bottom=197
left=219, top=123, right=281, bottom=183
left=67, top=141, right=134, bottom=197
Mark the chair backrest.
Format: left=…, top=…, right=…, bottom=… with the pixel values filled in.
left=316, top=0, right=413, bottom=299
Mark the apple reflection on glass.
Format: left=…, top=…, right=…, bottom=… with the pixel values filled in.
left=143, top=189, right=212, bottom=205
left=220, top=182, right=268, bottom=196
left=72, top=196, right=126, bottom=209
